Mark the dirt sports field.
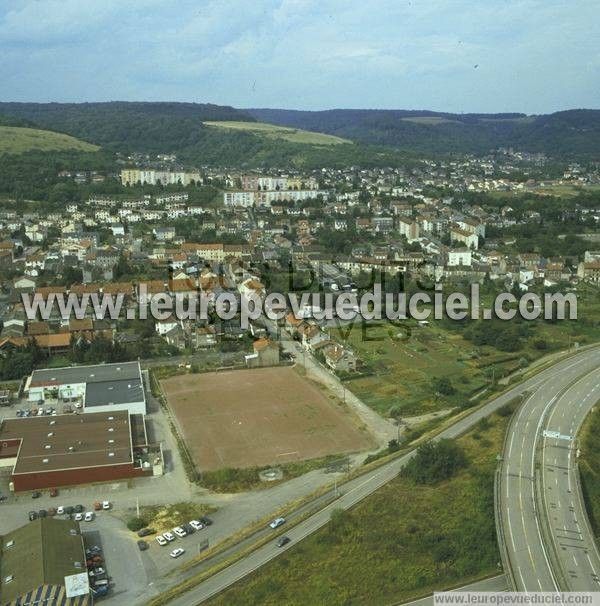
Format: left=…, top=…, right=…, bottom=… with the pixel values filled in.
left=161, top=367, right=374, bottom=471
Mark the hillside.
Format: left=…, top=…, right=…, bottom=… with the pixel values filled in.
left=0, top=102, right=254, bottom=154
left=246, top=108, right=600, bottom=158
left=0, top=126, right=99, bottom=155
left=0, top=101, right=413, bottom=169
left=203, top=120, right=352, bottom=145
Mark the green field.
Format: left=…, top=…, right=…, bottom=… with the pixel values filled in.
left=207, top=408, right=510, bottom=606
left=203, top=120, right=352, bottom=145
left=0, top=126, right=99, bottom=154
left=328, top=321, right=491, bottom=417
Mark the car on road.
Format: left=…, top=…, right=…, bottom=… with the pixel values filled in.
left=155, top=535, right=168, bottom=546
left=28, top=511, right=37, bottom=521
left=163, top=531, right=175, bottom=542
left=269, top=517, right=286, bottom=529
left=137, top=527, right=155, bottom=537
left=56, top=506, right=65, bottom=515
left=137, top=540, right=149, bottom=551
left=199, top=516, right=213, bottom=526
left=84, top=512, right=95, bottom=522
left=102, top=500, right=111, bottom=510
left=276, top=536, right=290, bottom=548
left=189, top=520, right=204, bottom=531
left=169, top=548, right=185, bottom=558
left=173, top=526, right=187, bottom=538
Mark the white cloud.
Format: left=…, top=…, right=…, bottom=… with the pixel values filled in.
left=0, top=0, right=598, bottom=112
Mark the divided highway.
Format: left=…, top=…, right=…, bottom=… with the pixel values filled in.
left=498, top=346, right=600, bottom=591
left=166, top=345, right=600, bottom=605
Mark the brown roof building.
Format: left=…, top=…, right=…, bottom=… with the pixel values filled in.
left=0, top=411, right=159, bottom=491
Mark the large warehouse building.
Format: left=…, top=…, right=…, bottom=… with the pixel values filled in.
left=0, top=410, right=162, bottom=491
left=24, top=361, right=146, bottom=415
left=0, top=518, right=89, bottom=606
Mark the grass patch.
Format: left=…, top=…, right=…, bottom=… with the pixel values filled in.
left=205, top=411, right=509, bottom=606
left=0, top=126, right=99, bottom=154
left=201, top=455, right=349, bottom=493
left=134, top=502, right=217, bottom=534
left=328, top=320, right=487, bottom=416
left=203, top=121, right=351, bottom=146
left=579, top=403, right=600, bottom=536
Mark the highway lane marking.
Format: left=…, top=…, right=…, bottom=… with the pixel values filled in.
left=541, top=371, right=600, bottom=589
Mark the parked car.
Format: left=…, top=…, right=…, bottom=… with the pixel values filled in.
left=182, top=523, right=195, bottom=535
left=64, top=506, right=74, bottom=515
left=136, top=527, right=155, bottom=537
left=276, top=536, right=291, bottom=548
left=93, top=501, right=102, bottom=511
left=74, top=513, right=83, bottom=522
left=74, top=504, right=84, bottom=513
left=31, top=491, right=41, bottom=499
left=86, top=546, right=102, bottom=557
left=155, top=535, right=168, bottom=547
left=89, top=567, right=105, bottom=577
left=102, top=501, right=111, bottom=510
left=163, top=532, right=175, bottom=542
left=91, top=585, right=109, bottom=598
left=269, top=517, right=286, bottom=529
left=189, top=520, right=204, bottom=531
left=137, top=540, right=149, bottom=551
left=49, top=488, right=58, bottom=497
left=56, top=506, right=65, bottom=515
left=169, top=548, right=185, bottom=558
left=28, top=511, right=37, bottom=521
left=173, top=526, right=187, bottom=538
left=38, top=509, right=47, bottom=518
left=47, top=507, right=57, bottom=516
left=199, top=516, right=213, bottom=526
left=84, top=512, right=95, bottom=522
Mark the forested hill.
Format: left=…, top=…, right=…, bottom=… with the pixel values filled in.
left=0, top=102, right=255, bottom=153
left=246, top=108, right=600, bottom=158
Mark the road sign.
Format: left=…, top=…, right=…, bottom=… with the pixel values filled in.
left=543, top=429, right=572, bottom=441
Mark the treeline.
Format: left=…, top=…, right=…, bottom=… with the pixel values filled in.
left=248, top=108, right=600, bottom=159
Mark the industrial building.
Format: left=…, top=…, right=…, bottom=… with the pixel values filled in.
left=0, top=411, right=162, bottom=492
left=24, top=361, right=146, bottom=416
left=0, top=518, right=89, bottom=606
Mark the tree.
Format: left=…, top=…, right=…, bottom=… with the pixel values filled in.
left=401, top=440, right=467, bottom=485
left=432, top=376, right=455, bottom=396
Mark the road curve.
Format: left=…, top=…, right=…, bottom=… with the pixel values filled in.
left=498, top=347, right=600, bottom=592
left=166, top=346, right=600, bottom=606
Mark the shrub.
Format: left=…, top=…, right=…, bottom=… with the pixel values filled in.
left=127, top=517, right=148, bottom=532
left=401, top=440, right=467, bottom=485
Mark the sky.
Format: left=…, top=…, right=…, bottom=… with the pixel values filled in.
left=0, top=0, right=599, bottom=114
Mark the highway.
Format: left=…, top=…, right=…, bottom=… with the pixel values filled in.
left=498, top=346, right=600, bottom=591
left=165, top=345, right=600, bottom=605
